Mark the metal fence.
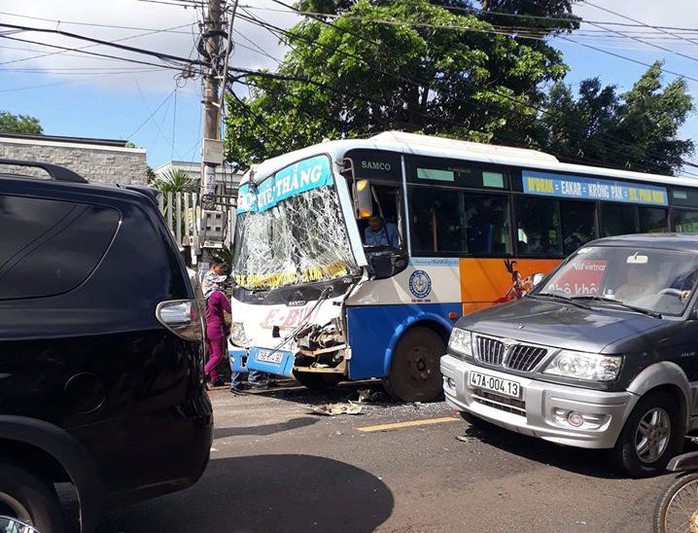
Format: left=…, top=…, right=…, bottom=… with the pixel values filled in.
left=157, top=191, right=235, bottom=248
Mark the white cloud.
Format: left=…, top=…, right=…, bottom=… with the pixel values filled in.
left=574, top=0, right=698, bottom=28
left=0, top=0, right=298, bottom=93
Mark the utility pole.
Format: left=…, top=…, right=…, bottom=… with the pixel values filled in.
left=197, top=0, right=226, bottom=263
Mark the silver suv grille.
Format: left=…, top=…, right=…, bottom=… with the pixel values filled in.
left=475, top=336, right=504, bottom=366
left=474, top=335, right=548, bottom=372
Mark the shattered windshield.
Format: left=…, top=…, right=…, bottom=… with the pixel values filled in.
left=533, top=245, right=698, bottom=317
left=233, top=155, right=358, bottom=291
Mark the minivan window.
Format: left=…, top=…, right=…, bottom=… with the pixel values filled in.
left=0, top=195, right=120, bottom=300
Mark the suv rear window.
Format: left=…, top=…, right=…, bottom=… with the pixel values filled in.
left=0, top=194, right=120, bottom=300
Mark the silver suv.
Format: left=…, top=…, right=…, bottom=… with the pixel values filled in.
left=442, top=233, right=698, bottom=477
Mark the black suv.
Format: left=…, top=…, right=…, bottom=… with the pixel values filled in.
left=0, top=160, right=213, bottom=532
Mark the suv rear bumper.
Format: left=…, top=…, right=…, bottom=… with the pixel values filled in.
left=441, top=354, right=638, bottom=449
left=95, top=393, right=214, bottom=508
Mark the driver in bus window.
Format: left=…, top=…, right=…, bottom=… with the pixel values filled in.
left=364, top=215, right=399, bottom=247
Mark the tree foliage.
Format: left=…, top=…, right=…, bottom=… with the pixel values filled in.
left=152, top=169, right=198, bottom=193
left=538, top=62, right=694, bottom=175
left=0, top=111, right=43, bottom=135
left=226, top=0, right=579, bottom=166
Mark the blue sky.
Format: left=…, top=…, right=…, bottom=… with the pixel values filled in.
left=1, top=0, right=697, bottom=172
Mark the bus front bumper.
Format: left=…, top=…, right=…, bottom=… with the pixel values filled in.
left=440, top=354, right=637, bottom=449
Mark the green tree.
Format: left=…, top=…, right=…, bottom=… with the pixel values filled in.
left=539, top=62, right=694, bottom=175
left=226, top=0, right=579, bottom=166
left=152, top=168, right=198, bottom=193
left=0, top=111, right=43, bottom=135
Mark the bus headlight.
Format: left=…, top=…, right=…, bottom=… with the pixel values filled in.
left=448, top=328, right=473, bottom=359
left=230, top=322, right=249, bottom=347
left=543, top=351, right=621, bottom=381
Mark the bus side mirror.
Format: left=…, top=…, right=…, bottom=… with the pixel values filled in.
left=531, top=273, right=545, bottom=287
left=354, top=179, right=373, bottom=219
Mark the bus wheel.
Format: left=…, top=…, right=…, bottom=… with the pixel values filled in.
left=293, top=371, right=342, bottom=389
left=382, top=327, right=445, bottom=403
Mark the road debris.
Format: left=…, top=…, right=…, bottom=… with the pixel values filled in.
left=311, top=402, right=363, bottom=416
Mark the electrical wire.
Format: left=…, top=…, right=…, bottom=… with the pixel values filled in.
left=234, top=4, right=698, bottom=176
left=0, top=22, right=206, bottom=67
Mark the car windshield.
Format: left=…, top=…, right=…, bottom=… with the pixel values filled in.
left=233, top=156, right=358, bottom=291
left=533, top=245, right=698, bottom=317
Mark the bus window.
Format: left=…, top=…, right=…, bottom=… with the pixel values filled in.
left=561, top=200, right=597, bottom=255
left=602, top=204, right=639, bottom=236
left=673, top=209, right=698, bottom=232
left=463, top=193, right=510, bottom=254
left=410, top=188, right=510, bottom=255
left=359, top=183, right=404, bottom=248
left=410, top=188, right=465, bottom=253
left=639, top=207, right=668, bottom=233
left=516, top=197, right=562, bottom=256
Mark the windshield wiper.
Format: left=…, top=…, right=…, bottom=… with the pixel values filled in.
left=570, top=295, right=663, bottom=319
left=530, top=292, right=591, bottom=309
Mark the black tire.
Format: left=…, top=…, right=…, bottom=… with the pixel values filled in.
left=382, top=327, right=445, bottom=403
left=0, top=461, right=65, bottom=533
left=653, top=472, right=698, bottom=532
left=292, top=371, right=342, bottom=389
left=612, top=391, right=683, bottom=478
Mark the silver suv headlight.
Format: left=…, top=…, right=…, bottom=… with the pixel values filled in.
left=543, top=350, right=621, bottom=381
left=448, top=328, right=473, bottom=358
left=230, top=321, right=249, bottom=347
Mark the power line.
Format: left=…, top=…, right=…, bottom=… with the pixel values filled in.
left=0, top=11, right=195, bottom=34
left=131, top=0, right=206, bottom=7
left=126, top=86, right=177, bottom=139
left=0, top=33, right=183, bottom=70
left=583, top=1, right=698, bottom=47
left=0, top=22, right=207, bottom=67
left=235, top=3, right=697, bottom=176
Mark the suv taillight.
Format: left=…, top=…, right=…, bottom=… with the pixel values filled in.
left=155, top=299, right=203, bottom=341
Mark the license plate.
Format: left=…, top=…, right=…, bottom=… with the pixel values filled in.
left=469, top=371, right=521, bottom=398
left=256, top=349, right=283, bottom=364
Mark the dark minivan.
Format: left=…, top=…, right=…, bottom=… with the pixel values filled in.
left=0, top=160, right=213, bottom=532
left=442, top=234, right=698, bottom=477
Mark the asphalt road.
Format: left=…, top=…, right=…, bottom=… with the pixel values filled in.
left=95, top=381, right=676, bottom=533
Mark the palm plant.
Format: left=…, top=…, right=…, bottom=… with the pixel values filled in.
left=153, top=168, right=198, bottom=193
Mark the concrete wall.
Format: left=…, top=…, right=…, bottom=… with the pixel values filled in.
left=0, top=136, right=148, bottom=185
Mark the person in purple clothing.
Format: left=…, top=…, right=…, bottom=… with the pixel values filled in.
left=203, top=261, right=230, bottom=388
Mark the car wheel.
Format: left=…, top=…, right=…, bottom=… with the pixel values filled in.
left=612, top=391, right=683, bottom=478
left=382, top=327, right=445, bottom=403
left=0, top=462, right=65, bottom=533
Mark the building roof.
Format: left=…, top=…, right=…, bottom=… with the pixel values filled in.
left=0, top=132, right=131, bottom=147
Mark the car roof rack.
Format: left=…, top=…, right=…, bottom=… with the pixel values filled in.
left=0, top=158, right=88, bottom=184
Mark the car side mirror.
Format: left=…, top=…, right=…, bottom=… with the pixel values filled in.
left=0, top=516, right=39, bottom=533
left=531, top=272, right=545, bottom=287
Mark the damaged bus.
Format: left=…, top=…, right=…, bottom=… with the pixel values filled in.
left=229, top=131, right=691, bottom=402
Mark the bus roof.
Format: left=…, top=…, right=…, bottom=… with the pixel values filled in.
left=241, top=131, right=698, bottom=189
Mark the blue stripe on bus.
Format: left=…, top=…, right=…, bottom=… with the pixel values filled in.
left=346, top=303, right=459, bottom=380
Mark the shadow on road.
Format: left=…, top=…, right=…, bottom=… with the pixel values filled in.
left=455, top=415, right=632, bottom=479
left=98, top=454, right=394, bottom=533
left=248, top=379, right=398, bottom=408
left=213, top=416, right=319, bottom=439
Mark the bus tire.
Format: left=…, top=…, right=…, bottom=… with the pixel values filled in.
left=0, top=461, right=65, bottom=533
left=293, top=371, right=342, bottom=389
left=382, top=327, right=445, bottom=403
